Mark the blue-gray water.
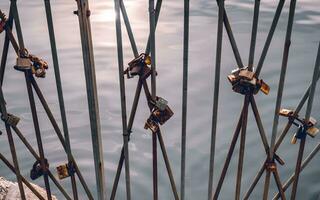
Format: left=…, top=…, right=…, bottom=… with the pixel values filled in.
left=0, top=0, right=320, bottom=199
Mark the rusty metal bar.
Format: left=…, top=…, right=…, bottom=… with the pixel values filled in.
left=273, top=142, right=320, bottom=200
left=181, top=0, right=190, bottom=199
left=212, top=109, right=244, bottom=200
left=24, top=71, right=52, bottom=200
left=208, top=0, right=224, bottom=199
left=29, top=76, right=94, bottom=199
left=255, top=0, right=285, bottom=77
left=235, top=95, right=250, bottom=200
left=145, top=0, right=163, bottom=55
left=248, top=0, right=260, bottom=71
left=11, top=126, right=72, bottom=200
left=119, top=0, right=139, bottom=57
left=0, top=5, right=14, bottom=86
left=290, top=42, right=320, bottom=200
left=0, top=153, right=45, bottom=200
left=0, top=88, right=26, bottom=200
left=114, top=0, right=132, bottom=198
left=75, top=1, right=106, bottom=199
left=157, top=130, right=180, bottom=200
left=43, top=0, right=78, bottom=198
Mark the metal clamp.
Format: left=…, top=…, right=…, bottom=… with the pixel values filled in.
left=279, top=108, right=319, bottom=144
left=1, top=113, right=20, bottom=127
left=227, top=67, right=270, bottom=95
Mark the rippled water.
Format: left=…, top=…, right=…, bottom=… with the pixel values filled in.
left=0, top=0, right=319, bottom=199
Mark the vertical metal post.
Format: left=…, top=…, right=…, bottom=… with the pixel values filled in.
left=119, top=0, right=139, bottom=57
left=149, top=0, right=156, bottom=99
left=248, top=0, right=260, bottom=71
left=0, top=89, right=26, bottom=200
left=255, top=0, right=285, bottom=77
left=149, top=0, right=158, bottom=199
left=152, top=131, right=158, bottom=200
left=75, top=1, right=106, bottom=199
left=290, top=42, right=320, bottom=200
left=0, top=153, right=45, bottom=200
left=25, top=72, right=52, bottom=200
left=208, top=0, right=223, bottom=199
left=145, top=0, right=163, bottom=55
left=114, top=0, right=132, bottom=199
left=0, top=4, right=14, bottom=86
left=43, top=0, right=78, bottom=198
left=213, top=110, right=243, bottom=200
left=273, top=142, right=320, bottom=200
left=181, top=0, right=190, bottom=199
left=235, top=95, right=250, bottom=200
left=263, top=1, right=296, bottom=198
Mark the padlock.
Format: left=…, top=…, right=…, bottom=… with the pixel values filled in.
left=29, top=55, right=48, bottom=78
left=152, top=106, right=174, bottom=125
left=14, top=57, right=32, bottom=72
left=279, top=108, right=294, bottom=117
left=56, top=164, right=69, bottom=179
left=228, top=67, right=269, bottom=95
left=259, top=79, right=270, bottom=95
left=1, top=113, right=20, bottom=127
left=306, top=126, right=319, bottom=138
left=144, top=117, right=159, bottom=133
left=291, top=126, right=305, bottom=144
left=30, top=159, right=48, bottom=180
left=307, top=117, right=317, bottom=127
left=125, top=53, right=151, bottom=79
left=291, top=134, right=297, bottom=144
left=155, top=97, right=168, bottom=111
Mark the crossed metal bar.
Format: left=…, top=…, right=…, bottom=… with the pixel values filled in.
left=0, top=1, right=94, bottom=199
left=110, top=0, right=179, bottom=199
left=208, top=0, right=304, bottom=199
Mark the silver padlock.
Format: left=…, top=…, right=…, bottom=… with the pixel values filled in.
left=14, top=57, right=32, bottom=72
left=155, top=97, right=168, bottom=111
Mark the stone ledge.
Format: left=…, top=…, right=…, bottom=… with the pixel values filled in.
left=0, top=177, right=57, bottom=200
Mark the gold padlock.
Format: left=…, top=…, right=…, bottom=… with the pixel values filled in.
left=56, top=164, right=69, bottom=180
left=279, top=108, right=294, bottom=117
left=14, top=57, right=32, bottom=72
left=291, top=134, right=297, bottom=144
left=306, top=126, right=319, bottom=138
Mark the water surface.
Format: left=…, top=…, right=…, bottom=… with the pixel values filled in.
left=0, top=0, right=319, bottom=199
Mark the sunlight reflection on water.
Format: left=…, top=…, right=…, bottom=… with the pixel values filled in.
left=0, top=0, right=319, bottom=199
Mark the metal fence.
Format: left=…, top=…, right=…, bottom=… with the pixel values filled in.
left=0, top=0, right=319, bottom=200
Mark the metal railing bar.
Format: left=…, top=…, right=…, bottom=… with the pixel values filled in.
left=248, top=0, right=260, bottom=71
left=208, top=0, right=223, bottom=199
left=235, top=95, right=250, bottom=200
left=24, top=71, right=52, bottom=200
left=29, top=76, right=94, bottom=199
left=114, top=0, right=132, bottom=198
left=212, top=109, right=244, bottom=200
left=43, top=0, right=79, bottom=198
left=0, top=153, right=45, bottom=200
left=75, top=1, right=106, bottom=199
left=181, top=0, right=190, bottom=199
left=290, top=42, right=320, bottom=200
left=255, top=0, right=285, bottom=77
left=11, top=126, right=73, bottom=200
